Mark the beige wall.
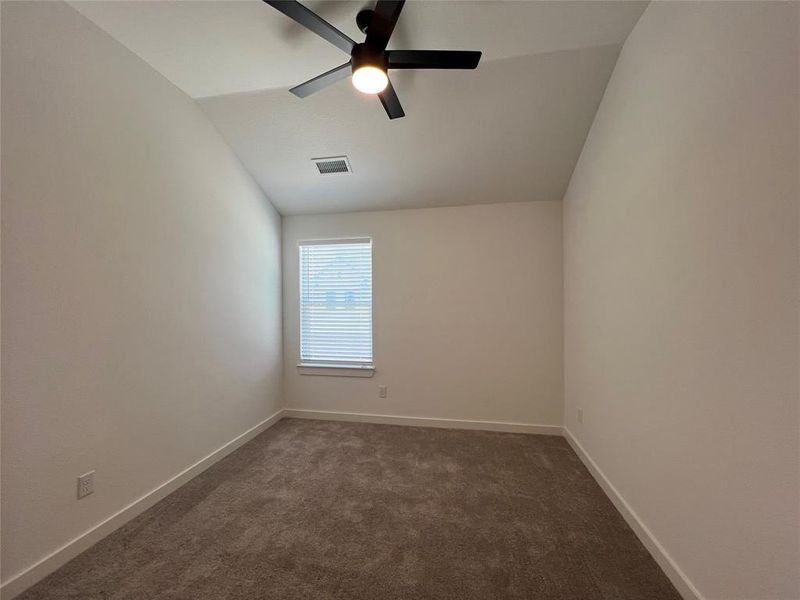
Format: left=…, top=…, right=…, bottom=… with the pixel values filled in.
left=1, top=1, right=282, bottom=588
left=283, top=202, right=563, bottom=426
left=563, top=2, right=799, bottom=599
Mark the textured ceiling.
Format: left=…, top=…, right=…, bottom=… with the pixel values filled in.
left=199, top=45, right=621, bottom=214
left=69, top=0, right=647, bottom=214
left=70, top=1, right=646, bottom=98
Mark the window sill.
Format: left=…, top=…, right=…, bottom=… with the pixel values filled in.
left=297, top=364, right=375, bottom=378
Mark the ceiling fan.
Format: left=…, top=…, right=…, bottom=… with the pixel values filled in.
left=263, top=0, right=482, bottom=120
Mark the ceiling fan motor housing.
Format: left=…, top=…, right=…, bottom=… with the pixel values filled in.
left=356, top=9, right=374, bottom=34
left=351, top=43, right=387, bottom=74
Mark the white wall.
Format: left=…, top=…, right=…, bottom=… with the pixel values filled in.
left=563, top=3, right=799, bottom=600
left=1, top=1, right=282, bottom=591
left=283, top=202, right=563, bottom=427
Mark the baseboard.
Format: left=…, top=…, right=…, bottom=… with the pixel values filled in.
left=0, top=409, right=285, bottom=600
left=283, top=408, right=563, bottom=436
left=562, top=427, right=705, bottom=600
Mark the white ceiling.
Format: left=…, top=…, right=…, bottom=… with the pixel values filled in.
left=69, top=0, right=647, bottom=214
left=199, top=46, right=621, bottom=214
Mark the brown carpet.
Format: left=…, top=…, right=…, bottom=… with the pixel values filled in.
left=19, top=419, right=681, bottom=600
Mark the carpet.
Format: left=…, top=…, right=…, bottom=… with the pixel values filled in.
left=18, top=418, right=681, bottom=599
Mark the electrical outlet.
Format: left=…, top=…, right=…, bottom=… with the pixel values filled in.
left=77, top=471, right=95, bottom=499
left=577, top=408, right=583, bottom=424
left=378, top=385, right=387, bottom=398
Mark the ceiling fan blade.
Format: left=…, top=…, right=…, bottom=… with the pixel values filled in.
left=365, top=0, right=405, bottom=50
left=289, top=62, right=352, bottom=98
left=263, top=0, right=355, bottom=55
left=387, top=50, right=482, bottom=70
left=378, top=79, right=405, bottom=120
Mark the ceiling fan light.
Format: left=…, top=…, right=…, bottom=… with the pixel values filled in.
left=352, top=66, right=388, bottom=95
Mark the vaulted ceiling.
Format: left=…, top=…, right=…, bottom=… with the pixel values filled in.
left=70, top=0, right=647, bottom=215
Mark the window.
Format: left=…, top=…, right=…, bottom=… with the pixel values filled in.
left=299, top=238, right=373, bottom=369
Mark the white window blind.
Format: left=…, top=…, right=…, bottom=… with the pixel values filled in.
left=299, top=239, right=373, bottom=366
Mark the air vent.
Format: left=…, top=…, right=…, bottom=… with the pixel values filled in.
left=312, top=156, right=352, bottom=175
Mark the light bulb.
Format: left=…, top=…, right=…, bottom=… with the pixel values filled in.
left=352, top=66, right=388, bottom=94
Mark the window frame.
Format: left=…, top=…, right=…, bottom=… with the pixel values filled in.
left=296, top=237, right=375, bottom=377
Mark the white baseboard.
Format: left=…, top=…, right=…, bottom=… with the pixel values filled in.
left=562, top=427, right=705, bottom=600
left=0, top=409, right=285, bottom=600
left=283, top=408, right=563, bottom=436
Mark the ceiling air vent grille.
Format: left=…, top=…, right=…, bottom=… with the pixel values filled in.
left=313, top=156, right=352, bottom=175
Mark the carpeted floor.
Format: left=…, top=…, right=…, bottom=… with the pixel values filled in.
left=19, top=418, right=681, bottom=600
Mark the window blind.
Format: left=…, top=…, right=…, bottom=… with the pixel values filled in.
left=299, top=239, right=373, bottom=366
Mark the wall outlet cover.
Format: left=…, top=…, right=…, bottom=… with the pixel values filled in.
left=77, top=471, right=95, bottom=499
